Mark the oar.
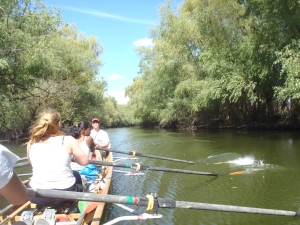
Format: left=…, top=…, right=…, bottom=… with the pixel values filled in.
left=17, top=157, right=28, bottom=161
left=14, top=161, right=30, bottom=168
left=198, top=161, right=234, bottom=165
left=112, top=170, right=145, bottom=181
left=113, top=170, right=144, bottom=176
left=76, top=201, right=98, bottom=225
left=103, top=204, right=162, bottom=224
left=0, top=201, right=31, bottom=225
left=17, top=173, right=33, bottom=177
left=89, top=159, right=220, bottom=176
left=14, top=159, right=222, bottom=176
left=27, top=188, right=300, bottom=217
left=229, top=171, right=244, bottom=175
left=97, top=147, right=195, bottom=164
left=0, top=204, right=13, bottom=216
left=14, top=158, right=234, bottom=176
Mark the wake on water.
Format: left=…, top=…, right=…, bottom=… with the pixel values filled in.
left=201, top=153, right=280, bottom=173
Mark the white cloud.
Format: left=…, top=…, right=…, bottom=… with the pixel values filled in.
left=106, top=91, right=129, bottom=105
left=133, top=38, right=153, bottom=47
left=63, top=7, right=153, bottom=25
left=117, top=96, right=130, bottom=105
left=109, top=74, right=124, bottom=80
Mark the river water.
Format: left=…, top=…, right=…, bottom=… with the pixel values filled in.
left=2, top=128, right=300, bottom=225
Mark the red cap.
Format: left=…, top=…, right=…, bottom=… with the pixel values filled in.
left=92, top=118, right=100, bottom=123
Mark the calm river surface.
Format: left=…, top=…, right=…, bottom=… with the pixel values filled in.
left=2, top=128, right=300, bottom=225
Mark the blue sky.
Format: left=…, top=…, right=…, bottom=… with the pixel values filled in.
left=41, top=0, right=183, bottom=104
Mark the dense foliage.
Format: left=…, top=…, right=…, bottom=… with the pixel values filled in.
left=126, top=0, right=300, bottom=129
left=2, top=0, right=300, bottom=139
left=0, top=0, right=128, bottom=139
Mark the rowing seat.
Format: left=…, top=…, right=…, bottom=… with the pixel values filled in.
left=20, top=209, right=36, bottom=225
left=35, top=209, right=56, bottom=225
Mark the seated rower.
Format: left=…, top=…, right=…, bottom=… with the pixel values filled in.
left=65, top=121, right=98, bottom=171
left=26, top=109, right=89, bottom=209
left=90, top=117, right=111, bottom=159
left=0, top=144, right=28, bottom=206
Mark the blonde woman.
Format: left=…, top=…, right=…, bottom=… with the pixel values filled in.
left=26, top=109, right=88, bottom=208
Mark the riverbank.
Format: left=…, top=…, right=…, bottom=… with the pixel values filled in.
left=1, top=123, right=299, bottom=142
left=0, top=136, right=28, bottom=143
left=172, top=122, right=300, bottom=131
left=197, top=123, right=300, bottom=131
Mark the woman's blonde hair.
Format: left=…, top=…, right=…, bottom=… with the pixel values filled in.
left=27, top=109, right=65, bottom=144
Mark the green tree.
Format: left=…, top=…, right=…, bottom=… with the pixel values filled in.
left=0, top=0, right=105, bottom=139
left=128, top=0, right=300, bottom=128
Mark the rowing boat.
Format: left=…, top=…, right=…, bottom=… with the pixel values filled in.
left=0, top=152, right=113, bottom=225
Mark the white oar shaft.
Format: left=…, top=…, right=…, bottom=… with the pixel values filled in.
left=175, top=201, right=298, bottom=216
left=102, top=214, right=162, bottom=225
left=0, top=204, right=13, bottom=216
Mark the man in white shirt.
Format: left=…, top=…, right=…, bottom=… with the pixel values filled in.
left=90, top=118, right=110, bottom=159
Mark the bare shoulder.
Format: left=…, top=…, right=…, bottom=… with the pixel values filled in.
left=64, top=135, right=76, bottom=142
left=86, top=136, right=93, bottom=141
left=85, top=136, right=94, bottom=144
left=64, top=136, right=77, bottom=147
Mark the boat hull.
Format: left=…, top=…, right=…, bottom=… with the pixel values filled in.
left=0, top=152, right=113, bottom=225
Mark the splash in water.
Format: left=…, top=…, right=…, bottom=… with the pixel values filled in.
left=204, top=152, right=241, bottom=164
left=201, top=153, right=279, bottom=175
left=226, top=155, right=277, bottom=174
left=227, top=156, right=255, bottom=166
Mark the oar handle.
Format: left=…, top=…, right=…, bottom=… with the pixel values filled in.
left=97, top=148, right=195, bottom=164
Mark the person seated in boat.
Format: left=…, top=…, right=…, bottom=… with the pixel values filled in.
left=62, top=125, right=84, bottom=186
left=90, top=117, right=111, bottom=159
left=0, top=144, right=28, bottom=206
left=26, top=109, right=89, bottom=209
left=65, top=121, right=99, bottom=170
